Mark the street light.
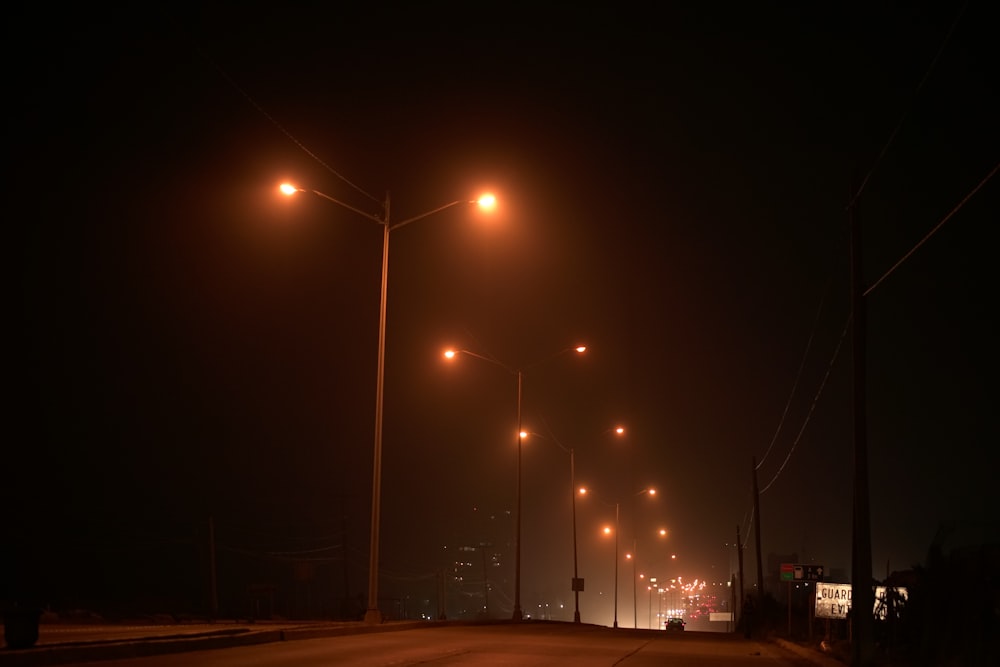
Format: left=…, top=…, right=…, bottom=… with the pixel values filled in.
left=280, top=183, right=496, bottom=624
left=599, top=424, right=657, bottom=628
left=521, top=430, right=584, bottom=623
left=443, top=345, right=586, bottom=620
left=625, top=548, right=635, bottom=627
left=580, top=486, right=655, bottom=628
left=626, top=527, right=667, bottom=628
left=646, top=576, right=657, bottom=629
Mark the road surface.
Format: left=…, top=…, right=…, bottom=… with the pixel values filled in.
left=41, top=622, right=825, bottom=667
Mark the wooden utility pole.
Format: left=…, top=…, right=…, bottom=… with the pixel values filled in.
left=850, top=194, right=875, bottom=666
left=736, top=525, right=745, bottom=612
left=480, top=542, right=491, bottom=616
left=437, top=569, right=447, bottom=620
left=342, top=514, right=350, bottom=619
left=208, top=517, right=218, bottom=619
left=752, top=458, right=764, bottom=602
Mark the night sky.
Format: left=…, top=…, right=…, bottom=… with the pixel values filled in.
left=7, top=3, right=996, bottom=625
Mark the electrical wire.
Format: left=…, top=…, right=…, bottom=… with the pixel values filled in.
left=751, top=0, right=984, bottom=500
left=267, top=545, right=344, bottom=557
left=741, top=506, right=755, bottom=551
left=208, top=61, right=381, bottom=206
left=218, top=544, right=341, bottom=563
left=756, top=274, right=834, bottom=471
left=849, top=1, right=969, bottom=208
left=165, top=11, right=382, bottom=206
left=380, top=569, right=439, bottom=583
left=759, top=317, right=850, bottom=494
left=864, top=161, right=999, bottom=297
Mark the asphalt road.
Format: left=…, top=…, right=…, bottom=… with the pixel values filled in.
left=9, top=622, right=830, bottom=667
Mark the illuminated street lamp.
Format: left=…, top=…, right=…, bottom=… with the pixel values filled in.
left=625, top=548, right=634, bottom=626
left=646, top=576, right=657, bottom=629
left=522, top=430, right=584, bottom=623
left=626, top=527, right=667, bottom=628
left=280, top=183, right=496, bottom=624
left=443, top=345, right=586, bottom=621
left=581, top=486, right=655, bottom=628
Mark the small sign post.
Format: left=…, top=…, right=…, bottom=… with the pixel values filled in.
left=780, top=564, right=825, bottom=636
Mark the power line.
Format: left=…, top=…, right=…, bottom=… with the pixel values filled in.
left=759, top=318, right=849, bottom=494
left=741, top=505, right=755, bottom=551
left=209, top=61, right=381, bottom=206
left=756, top=273, right=834, bottom=471
left=754, top=0, right=979, bottom=496
left=741, top=315, right=849, bottom=532
left=864, top=161, right=999, bottom=296
left=849, top=2, right=969, bottom=208
left=166, top=11, right=381, bottom=206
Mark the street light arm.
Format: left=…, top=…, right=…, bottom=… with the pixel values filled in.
left=285, top=186, right=495, bottom=231
left=581, top=486, right=655, bottom=506
left=525, top=429, right=572, bottom=456
left=446, top=344, right=584, bottom=378
left=578, top=487, right=617, bottom=510
left=449, top=349, right=516, bottom=375
left=392, top=200, right=467, bottom=230
left=522, top=345, right=587, bottom=373
left=305, top=188, right=385, bottom=225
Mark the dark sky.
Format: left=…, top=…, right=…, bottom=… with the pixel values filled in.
left=8, top=3, right=997, bottom=624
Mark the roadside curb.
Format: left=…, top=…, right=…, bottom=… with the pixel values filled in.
left=0, top=629, right=282, bottom=666
left=773, top=637, right=846, bottom=667
left=0, top=622, right=436, bottom=666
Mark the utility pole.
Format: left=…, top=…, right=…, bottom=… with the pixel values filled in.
left=571, top=447, right=582, bottom=623
left=631, top=537, right=638, bottom=629
left=513, top=370, right=523, bottom=622
left=342, top=514, right=350, bottom=620
left=850, top=192, right=875, bottom=666
left=480, top=543, right=491, bottom=616
left=752, top=458, right=764, bottom=602
left=437, top=569, right=447, bottom=620
left=736, top=524, right=745, bottom=613
left=208, top=517, right=218, bottom=620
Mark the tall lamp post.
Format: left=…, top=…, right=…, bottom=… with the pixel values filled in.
left=581, top=486, right=655, bottom=628
left=647, top=577, right=656, bottom=629
left=611, top=505, right=620, bottom=628
left=444, top=345, right=585, bottom=621
left=625, top=542, right=635, bottom=627
left=523, top=430, right=583, bottom=623
left=280, top=183, right=496, bottom=624
left=626, top=528, right=667, bottom=628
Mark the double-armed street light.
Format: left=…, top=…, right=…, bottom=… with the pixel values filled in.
left=280, top=183, right=496, bottom=624
left=625, top=527, right=667, bottom=628
left=443, top=345, right=585, bottom=621
left=596, top=425, right=666, bottom=628
left=516, top=426, right=630, bottom=624
left=580, top=486, right=656, bottom=628
left=644, top=575, right=658, bottom=629
left=520, top=429, right=584, bottom=623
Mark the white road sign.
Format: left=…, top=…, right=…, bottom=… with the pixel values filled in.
left=814, top=584, right=908, bottom=620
